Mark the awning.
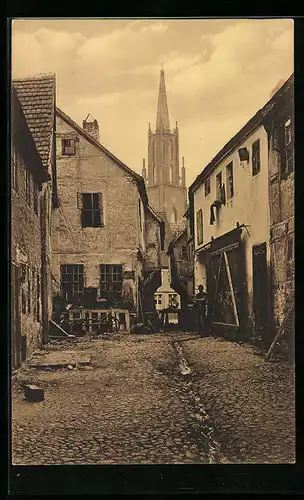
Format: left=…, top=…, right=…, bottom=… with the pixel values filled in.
left=195, top=224, right=247, bottom=256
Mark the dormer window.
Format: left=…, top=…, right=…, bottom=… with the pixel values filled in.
left=62, top=138, right=76, bottom=156
left=204, top=177, right=211, bottom=196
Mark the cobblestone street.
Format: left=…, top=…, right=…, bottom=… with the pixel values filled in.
left=12, top=333, right=295, bottom=465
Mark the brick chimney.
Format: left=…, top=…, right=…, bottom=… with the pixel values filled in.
left=82, top=113, right=99, bottom=142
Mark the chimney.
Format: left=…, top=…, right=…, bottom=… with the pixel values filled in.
left=82, top=113, right=99, bottom=142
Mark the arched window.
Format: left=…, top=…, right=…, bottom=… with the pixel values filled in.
left=171, top=207, right=177, bottom=224
left=169, top=164, right=173, bottom=183
left=153, top=140, right=156, bottom=161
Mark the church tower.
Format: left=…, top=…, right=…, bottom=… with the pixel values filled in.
left=142, top=68, right=187, bottom=236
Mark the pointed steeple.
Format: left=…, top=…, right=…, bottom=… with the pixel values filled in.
left=156, top=68, right=170, bottom=131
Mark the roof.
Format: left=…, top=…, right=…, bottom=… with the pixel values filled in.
left=12, top=73, right=56, bottom=170
left=56, top=106, right=149, bottom=207
left=11, top=87, right=48, bottom=182
left=146, top=204, right=164, bottom=224
left=189, top=73, right=294, bottom=194
left=167, top=228, right=187, bottom=253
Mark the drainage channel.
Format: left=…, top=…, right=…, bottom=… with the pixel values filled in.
left=172, top=341, right=228, bottom=464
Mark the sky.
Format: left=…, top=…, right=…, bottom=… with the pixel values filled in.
left=12, top=18, right=294, bottom=187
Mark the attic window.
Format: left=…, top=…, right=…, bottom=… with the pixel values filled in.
left=62, top=138, right=76, bottom=156
left=204, top=177, right=211, bottom=196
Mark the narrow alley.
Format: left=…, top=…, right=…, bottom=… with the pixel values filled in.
left=12, top=333, right=295, bottom=465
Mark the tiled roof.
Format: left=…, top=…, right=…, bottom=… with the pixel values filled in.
left=12, top=73, right=56, bottom=169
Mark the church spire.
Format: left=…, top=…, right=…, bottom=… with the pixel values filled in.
left=156, top=68, right=170, bottom=131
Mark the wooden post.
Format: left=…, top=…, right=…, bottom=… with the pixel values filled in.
left=223, top=251, right=240, bottom=327
left=265, top=302, right=294, bottom=361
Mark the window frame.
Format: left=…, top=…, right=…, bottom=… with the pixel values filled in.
left=204, top=177, right=211, bottom=197
left=99, top=264, right=123, bottom=296
left=60, top=264, right=84, bottom=303
left=226, top=161, right=234, bottom=199
left=252, top=139, right=261, bottom=176
left=78, top=192, right=103, bottom=228
left=216, top=171, right=222, bottom=200
left=62, top=138, right=76, bottom=156
left=282, top=118, right=293, bottom=178
left=181, top=245, right=188, bottom=260
left=196, top=208, right=203, bottom=246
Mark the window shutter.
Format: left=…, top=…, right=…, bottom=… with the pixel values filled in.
left=99, top=192, right=104, bottom=224
left=77, top=193, right=83, bottom=209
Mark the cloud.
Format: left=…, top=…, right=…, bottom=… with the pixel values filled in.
left=11, top=19, right=293, bottom=186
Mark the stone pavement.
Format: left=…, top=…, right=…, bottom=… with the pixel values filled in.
left=11, top=332, right=295, bottom=465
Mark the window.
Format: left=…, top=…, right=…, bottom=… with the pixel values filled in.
left=169, top=164, right=173, bottom=183
left=78, top=193, right=103, bottom=228
left=32, top=269, right=36, bottom=317
left=196, top=209, right=203, bottom=245
left=171, top=207, right=177, bottom=224
left=287, top=235, right=293, bottom=261
left=60, top=264, right=84, bottom=303
left=282, top=118, right=293, bottom=177
left=25, top=169, right=31, bottom=206
left=252, top=139, right=261, bottom=176
left=62, top=138, right=76, bottom=156
left=33, top=181, right=39, bottom=215
left=226, top=162, right=234, bottom=199
left=12, top=146, right=18, bottom=190
left=182, top=245, right=187, bottom=260
left=216, top=171, right=222, bottom=200
left=204, top=177, right=211, bottom=196
left=100, top=265, right=123, bottom=297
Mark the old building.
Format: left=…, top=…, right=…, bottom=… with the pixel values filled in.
left=52, top=108, right=163, bottom=322
left=142, top=68, right=187, bottom=247
left=11, top=88, right=50, bottom=367
left=12, top=74, right=57, bottom=364
left=264, top=76, right=294, bottom=352
left=188, top=75, right=294, bottom=348
left=167, top=204, right=195, bottom=301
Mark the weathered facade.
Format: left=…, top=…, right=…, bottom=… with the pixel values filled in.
left=142, top=69, right=187, bottom=242
left=52, top=108, right=163, bottom=318
left=12, top=74, right=57, bottom=364
left=264, top=77, right=294, bottom=352
left=189, top=75, right=294, bottom=348
left=11, top=88, right=49, bottom=367
left=13, top=73, right=57, bottom=344
left=167, top=205, right=195, bottom=303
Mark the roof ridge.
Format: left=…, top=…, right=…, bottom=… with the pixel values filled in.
left=190, top=73, right=294, bottom=192
left=56, top=106, right=149, bottom=205
left=13, top=72, right=56, bottom=82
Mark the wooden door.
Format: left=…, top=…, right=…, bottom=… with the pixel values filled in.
left=252, top=243, right=269, bottom=343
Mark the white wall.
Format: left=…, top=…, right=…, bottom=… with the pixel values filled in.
left=193, top=125, right=271, bottom=309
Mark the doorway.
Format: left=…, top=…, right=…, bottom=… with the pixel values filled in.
left=252, top=243, right=269, bottom=344
left=11, top=264, right=22, bottom=369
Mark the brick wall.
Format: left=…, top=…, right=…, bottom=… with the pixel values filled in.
left=11, top=154, right=43, bottom=359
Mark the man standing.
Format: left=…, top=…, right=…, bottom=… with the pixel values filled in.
left=195, top=284, right=208, bottom=335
